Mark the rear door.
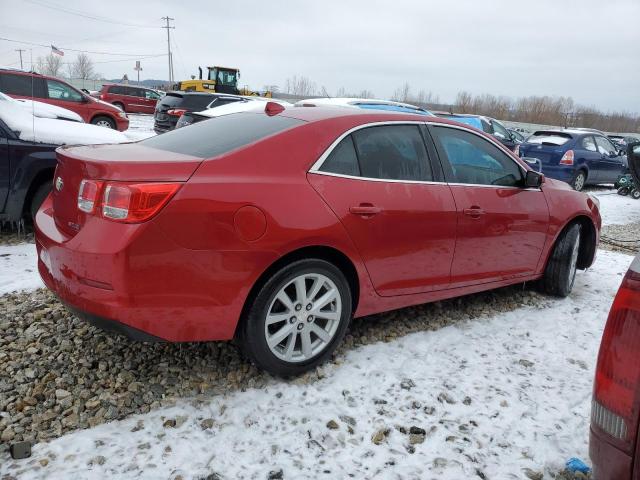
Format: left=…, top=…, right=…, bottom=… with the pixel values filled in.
left=308, top=123, right=457, bottom=296
left=429, top=124, right=549, bottom=286
left=594, top=135, right=626, bottom=183
left=142, top=89, right=161, bottom=113
left=579, top=135, right=601, bottom=182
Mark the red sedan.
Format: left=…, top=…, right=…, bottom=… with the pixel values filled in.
left=34, top=104, right=601, bottom=376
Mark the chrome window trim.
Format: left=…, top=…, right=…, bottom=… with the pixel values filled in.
left=308, top=119, right=540, bottom=190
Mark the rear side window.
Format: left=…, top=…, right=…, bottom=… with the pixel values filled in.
left=321, top=136, right=360, bottom=177
left=140, top=113, right=303, bottom=158
left=352, top=125, right=432, bottom=181
left=582, top=136, right=597, bottom=152
left=158, top=94, right=183, bottom=108
left=0, top=73, right=35, bottom=96
left=432, top=126, right=522, bottom=187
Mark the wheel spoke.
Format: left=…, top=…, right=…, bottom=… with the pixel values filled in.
left=294, top=276, right=307, bottom=304
left=275, top=291, right=294, bottom=311
left=314, top=310, right=340, bottom=322
left=307, top=277, right=324, bottom=303
left=313, top=288, right=337, bottom=311
left=266, top=312, right=291, bottom=326
left=301, top=329, right=312, bottom=358
left=267, top=323, right=295, bottom=348
left=310, top=323, right=331, bottom=342
left=283, top=332, right=297, bottom=361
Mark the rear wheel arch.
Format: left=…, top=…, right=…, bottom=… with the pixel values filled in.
left=236, top=245, right=360, bottom=338
left=23, top=168, right=55, bottom=218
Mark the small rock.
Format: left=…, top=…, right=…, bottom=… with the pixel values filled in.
left=371, top=428, right=390, bottom=445
left=55, top=389, right=71, bottom=400
left=409, top=426, right=426, bottom=435
left=409, top=433, right=425, bottom=445
left=268, top=468, right=284, bottom=479
left=437, top=392, right=456, bottom=404
left=163, top=419, right=177, bottom=428
left=326, top=420, right=339, bottom=430
left=200, top=418, right=215, bottom=430
left=523, top=468, right=543, bottom=480
left=339, top=415, right=356, bottom=427
left=89, top=455, right=106, bottom=466
left=519, top=359, right=534, bottom=368
left=433, top=457, right=448, bottom=468
left=463, top=396, right=472, bottom=405
left=400, top=379, right=415, bottom=390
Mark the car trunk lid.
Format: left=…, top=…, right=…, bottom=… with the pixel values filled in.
left=52, top=143, right=202, bottom=236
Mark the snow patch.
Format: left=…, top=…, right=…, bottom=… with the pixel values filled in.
left=0, top=243, right=43, bottom=295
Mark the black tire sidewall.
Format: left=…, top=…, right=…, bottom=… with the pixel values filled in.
left=241, top=259, right=352, bottom=377
left=30, top=183, right=51, bottom=220
left=543, top=223, right=581, bottom=297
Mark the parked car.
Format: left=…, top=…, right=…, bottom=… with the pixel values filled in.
left=35, top=105, right=601, bottom=376
left=154, top=91, right=244, bottom=133
left=98, top=84, right=163, bottom=114
left=175, top=97, right=293, bottom=129
left=590, top=254, right=640, bottom=478
left=0, top=68, right=129, bottom=131
left=0, top=91, right=83, bottom=122
left=434, top=113, right=518, bottom=152
left=0, top=97, right=128, bottom=221
left=608, top=134, right=638, bottom=152
left=295, top=97, right=433, bottom=115
left=517, top=129, right=627, bottom=191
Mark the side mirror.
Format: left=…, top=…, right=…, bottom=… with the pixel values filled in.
left=522, top=157, right=542, bottom=173
left=524, top=170, right=544, bottom=188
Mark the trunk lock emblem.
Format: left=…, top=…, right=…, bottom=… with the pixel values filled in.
left=55, top=177, right=64, bottom=192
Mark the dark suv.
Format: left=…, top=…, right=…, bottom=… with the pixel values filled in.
left=153, top=92, right=244, bottom=133
left=0, top=68, right=129, bottom=131
left=99, top=84, right=163, bottom=114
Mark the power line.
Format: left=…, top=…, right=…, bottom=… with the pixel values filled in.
left=0, top=36, right=164, bottom=57
left=23, top=0, right=161, bottom=29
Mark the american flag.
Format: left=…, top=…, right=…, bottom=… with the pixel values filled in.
left=51, top=45, right=64, bottom=56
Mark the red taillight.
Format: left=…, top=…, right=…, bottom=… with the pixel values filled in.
left=167, top=109, right=187, bottom=117
left=77, top=179, right=103, bottom=213
left=559, top=149, right=574, bottom=165
left=101, top=182, right=181, bottom=223
left=593, top=265, right=640, bottom=451
left=100, top=93, right=106, bottom=100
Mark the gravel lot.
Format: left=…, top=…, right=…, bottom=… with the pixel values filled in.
left=0, top=279, right=546, bottom=450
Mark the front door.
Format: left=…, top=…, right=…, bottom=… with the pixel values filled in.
left=429, top=124, right=549, bottom=286
left=44, top=78, right=89, bottom=121
left=308, top=124, right=457, bottom=296
left=595, top=135, right=626, bottom=183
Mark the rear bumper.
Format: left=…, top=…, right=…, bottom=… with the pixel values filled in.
left=34, top=196, right=274, bottom=342
left=589, top=427, right=632, bottom=480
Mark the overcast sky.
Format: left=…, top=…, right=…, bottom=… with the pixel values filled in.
left=1, top=0, right=639, bottom=112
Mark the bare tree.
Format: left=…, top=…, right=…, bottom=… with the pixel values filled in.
left=263, top=84, right=280, bottom=94
left=284, top=75, right=316, bottom=96
left=34, top=54, right=63, bottom=77
left=391, top=83, right=411, bottom=103
left=71, top=53, right=95, bottom=80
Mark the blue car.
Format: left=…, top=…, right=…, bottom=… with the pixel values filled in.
left=518, top=129, right=627, bottom=191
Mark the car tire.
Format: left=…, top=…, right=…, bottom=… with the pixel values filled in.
left=239, top=259, right=352, bottom=377
left=91, top=115, right=116, bottom=129
left=30, top=183, right=51, bottom=220
left=618, top=186, right=630, bottom=196
left=632, top=189, right=640, bottom=200
left=113, top=102, right=125, bottom=112
left=542, top=223, right=581, bottom=297
left=571, top=170, right=587, bottom=191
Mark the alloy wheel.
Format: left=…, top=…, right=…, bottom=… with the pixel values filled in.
left=264, top=273, right=342, bottom=363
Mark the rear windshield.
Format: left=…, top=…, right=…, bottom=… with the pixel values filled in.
left=526, top=132, right=572, bottom=146
left=140, top=112, right=304, bottom=158
left=159, top=93, right=214, bottom=110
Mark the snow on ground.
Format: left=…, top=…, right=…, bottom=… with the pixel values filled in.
left=1, top=249, right=633, bottom=480
left=590, top=189, right=640, bottom=226
left=124, top=114, right=156, bottom=141
left=0, top=243, right=43, bottom=295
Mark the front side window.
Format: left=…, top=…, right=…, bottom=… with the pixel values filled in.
left=46, top=80, right=83, bottom=102
left=595, top=136, right=617, bottom=155
left=582, top=136, right=597, bottom=152
left=320, top=135, right=360, bottom=177
left=351, top=125, right=432, bottom=181
left=145, top=90, right=160, bottom=100
left=433, top=126, right=522, bottom=187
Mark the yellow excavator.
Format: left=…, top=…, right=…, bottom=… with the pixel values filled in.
left=173, top=66, right=271, bottom=97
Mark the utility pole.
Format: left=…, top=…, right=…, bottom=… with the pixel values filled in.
left=15, top=49, right=25, bottom=70
left=161, top=16, right=175, bottom=84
